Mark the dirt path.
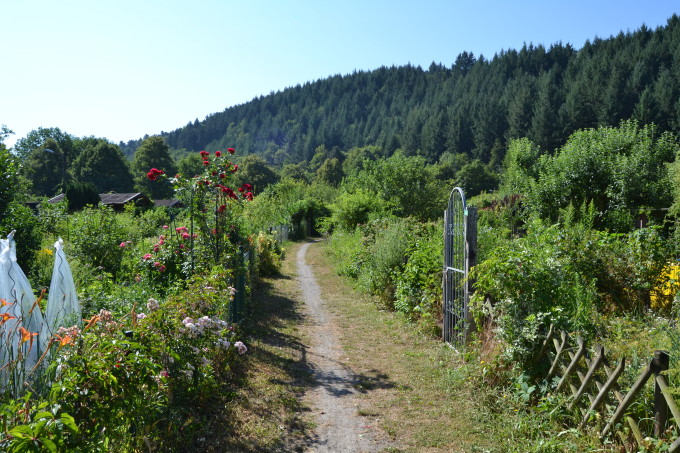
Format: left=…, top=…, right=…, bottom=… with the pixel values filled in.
left=296, top=241, right=396, bottom=453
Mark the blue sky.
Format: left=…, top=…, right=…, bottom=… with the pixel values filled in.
left=2, top=1, right=679, bottom=148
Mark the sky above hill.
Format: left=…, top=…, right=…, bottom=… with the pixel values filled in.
left=2, top=0, right=679, bottom=149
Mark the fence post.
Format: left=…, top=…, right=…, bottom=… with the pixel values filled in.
left=465, top=206, right=478, bottom=339
left=653, top=350, right=670, bottom=437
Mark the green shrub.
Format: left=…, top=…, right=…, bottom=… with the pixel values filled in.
left=471, top=219, right=600, bottom=367
left=253, top=232, right=284, bottom=276
left=0, top=201, right=43, bottom=274
left=327, top=229, right=364, bottom=279
left=394, top=223, right=442, bottom=320
left=66, top=205, right=129, bottom=278
left=329, top=189, right=385, bottom=232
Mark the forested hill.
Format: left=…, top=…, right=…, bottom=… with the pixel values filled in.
left=122, top=15, right=680, bottom=166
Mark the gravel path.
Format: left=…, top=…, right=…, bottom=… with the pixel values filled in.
left=296, top=242, right=392, bottom=453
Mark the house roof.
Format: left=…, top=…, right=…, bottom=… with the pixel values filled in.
left=153, top=199, right=183, bottom=208
left=48, top=192, right=152, bottom=206
left=99, top=193, right=148, bottom=205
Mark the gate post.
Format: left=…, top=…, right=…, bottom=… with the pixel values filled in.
left=464, top=206, right=478, bottom=338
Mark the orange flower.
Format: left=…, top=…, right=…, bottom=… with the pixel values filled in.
left=19, top=327, right=39, bottom=354
left=53, top=335, right=74, bottom=348
left=0, top=313, right=15, bottom=326
left=0, top=298, right=12, bottom=306
left=83, top=314, right=100, bottom=331
left=19, top=327, right=38, bottom=344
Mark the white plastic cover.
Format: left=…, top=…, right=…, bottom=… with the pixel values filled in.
left=43, top=237, right=81, bottom=342
left=0, top=231, right=45, bottom=391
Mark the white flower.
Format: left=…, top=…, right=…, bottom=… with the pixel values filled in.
left=216, top=338, right=231, bottom=349
left=147, top=298, right=160, bottom=311
left=234, top=341, right=247, bottom=355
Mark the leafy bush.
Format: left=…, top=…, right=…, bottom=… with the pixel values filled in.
left=393, top=223, right=442, bottom=320
left=327, top=229, right=364, bottom=279
left=253, top=232, right=284, bottom=276
left=471, top=219, right=600, bottom=367
left=0, top=202, right=43, bottom=274
left=66, top=205, right=130, bottom=278
left=0, top=395, right=81, bottom=452
left=471, top=211, right=675, bottom=368
left=329, top=189, right=385, bottom=232
left=355, top=219, right=415, bottom=306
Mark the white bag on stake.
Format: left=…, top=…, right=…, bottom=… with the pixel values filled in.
left=43, top=238, right=81, bottom=343
left=0, top=231, right=45, bottom=391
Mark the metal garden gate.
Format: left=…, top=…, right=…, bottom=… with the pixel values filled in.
left=443, top=187, right=477, bottom=348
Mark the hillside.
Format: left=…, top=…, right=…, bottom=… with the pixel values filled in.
left=119, top=15, right=680, bottom=167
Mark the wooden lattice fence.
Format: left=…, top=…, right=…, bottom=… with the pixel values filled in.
left=535, top=325, right=680, bottom=451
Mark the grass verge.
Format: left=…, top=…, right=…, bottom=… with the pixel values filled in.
left=209, top=241, right=315, bottom=452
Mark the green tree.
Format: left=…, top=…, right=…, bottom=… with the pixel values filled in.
left=524, top=121, right=678, bottom=230
left=455, top=159, right=498, bottom=196
left=280, top=162, right=311, bottom=182
left=315, top=157, right=344, bottom=186
left=72, top=138, right=134, bottom=193
left=13, top=127, right=75, bottom=161
left=23, top=138, right=67, bottom=197
left=0, top=127, right=20, bottom=212
left=176, top=153, right=205, bottom=179
left=234, top=154, right=279, bottom=193
left=65, top=181, right=101, bottom=211
left=342, top=145, right=383, bottom=177
left=132, top=136, right=177, bottom=199
left=344, top=152, right=446, bottom=220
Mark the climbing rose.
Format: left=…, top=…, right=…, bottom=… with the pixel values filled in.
left=227, top=148, right=235, bottom=154
left=147, top=168, right=164, bottom=181
left=215, top=150, right=222, bottom=157
left=200, top=150, right=209, bottom=158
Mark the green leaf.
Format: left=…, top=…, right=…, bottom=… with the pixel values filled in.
left=41, top=438, right=57, bottom=453
left=60, top=413, right=79, bottom=433
left=8, top=424, right=33, bottom=438
left=33, top=411, right=54, bottom=420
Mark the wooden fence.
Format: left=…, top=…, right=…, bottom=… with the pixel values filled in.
left=534, top=324, right=680, bottom=451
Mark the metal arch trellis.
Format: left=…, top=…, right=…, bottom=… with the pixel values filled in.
left=443, top=187, right=477, bottom=348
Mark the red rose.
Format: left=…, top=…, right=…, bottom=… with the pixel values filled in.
left=147, top=168, right=165, bottom=180
left=215, top=151, right=222, bottom=157
left=227, top=148, right=235, bottom=154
